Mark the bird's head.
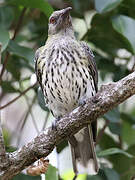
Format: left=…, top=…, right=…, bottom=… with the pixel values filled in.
left=48, top=7, right=73, bottom=36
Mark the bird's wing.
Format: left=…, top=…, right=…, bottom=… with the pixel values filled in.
left=80, top=41, right=98, bottom=92
left=35, top=46, right=45, bottom=91
left=80, top=41, right=98, bottom=141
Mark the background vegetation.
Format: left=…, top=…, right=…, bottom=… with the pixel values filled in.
left=0, top=0, right=135, bottom=179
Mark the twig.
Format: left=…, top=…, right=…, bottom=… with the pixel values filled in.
left=0, top=91, right=6, bottom=103
left=11, top=111, right=26, bottom=139
left=11, top=99, right=36, bottom=146
left=16, top=95, right=37, bottom=147
left=0, top=83, right=36, bottom=110
left=96, top=119, right=109, bottom=145
left=42, top=111, right=50, bottom=131
left=24, top=94, right=39, bottom=133
left=118, top=135, right=123, bottom=149
left=0, top=71, right=135, bottom=179
left=12, top=8, right=27, bottom=40
left=19, top=80, right=39, bottom=133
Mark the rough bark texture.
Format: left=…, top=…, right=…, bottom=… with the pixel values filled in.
left=0, top=71, right=135, bottom=179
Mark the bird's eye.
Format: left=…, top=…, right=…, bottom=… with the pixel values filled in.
left=50, top=17, right=56, bottom=24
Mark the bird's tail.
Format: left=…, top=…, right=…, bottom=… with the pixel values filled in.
left=69, top=124, right=99, bottom=175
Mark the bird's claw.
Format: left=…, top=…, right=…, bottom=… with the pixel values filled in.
left=52, top=120, right=57, bottom=130
left=79, top=97, right=87, bottom=106
left=51, top=117, right=61, bottom=130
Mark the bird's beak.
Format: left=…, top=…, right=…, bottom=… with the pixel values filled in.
left=61, top=7, right=72, bottom=19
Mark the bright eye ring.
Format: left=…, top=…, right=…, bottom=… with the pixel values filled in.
left=50, top=17, right=56, bottom=24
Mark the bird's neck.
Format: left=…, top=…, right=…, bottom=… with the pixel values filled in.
left=48, top=27, right=75, bottom=41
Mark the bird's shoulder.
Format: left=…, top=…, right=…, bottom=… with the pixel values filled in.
left=79, top=41, right=94, bottom=59
left=34, top=46, right=47, bottom=83
left=79, top=41, right=98, bottom=92
left=34, top=46, right=46, bottom=63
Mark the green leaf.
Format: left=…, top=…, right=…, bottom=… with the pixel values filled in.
left=96, top=55, right=128, bottom=82
left=109, top=145, right=135, bottom=180
left=87, top=175, right=104, bottom=180
left=118, top=0, right=135, bottom=20
left=122, top=120, right=135, bottom=146
left=9, top=0, right=53, bottom=17
left=71, top=0, right=93, bottom=14
left=88, top=13, right=133, bottom=56
left=0, top=28, right=10, bottom=52
left=99, top=133, right=118, bottom=150
left=37, top=87, right=49, bottom=111
left=27, top=17, right=48, bottom=46
left=7, top=40, right=34, bottom=63
left=96, top=57, right=119, bottom=73
left=56, top=140, right=68, bottom=153
left=98, top=148, right=133, bottom=158
left=3, top=128, right=11, bottom=147
left=119, top=145, right=135, bottom=180
left=87, top=169, right=107, bottom=180
left=102, top=167, right=120, bottom=180
left=6, top=146, right=17, bottom=152
left=45, top=164, right=58, bottom=180
left=108, top=122, right=121, bottom=135
left=121, top=112, right=135, bottom=124
left=112, top=15, right=135, bottom=54
left=13, top=173, right=40, bottom=180
left=14, top=35, right=29, bottom=43
left=1, top=81, right=19, bottom=93
left=95, top=0, right=123, bottom=13
left=6, top=55, right=21, bottom=80
left=0, top=6, right=14, bottom=29
left=104, top=108, right=121, bottom=135
left=104, top=108, right=120, bottom=123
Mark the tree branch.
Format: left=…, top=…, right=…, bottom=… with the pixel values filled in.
left=0, top=83, right=36, bottom=110
left=0, top=71, right=135, bottom=179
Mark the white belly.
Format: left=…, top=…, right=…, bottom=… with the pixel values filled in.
left=42, top=58, right=96, bottom=118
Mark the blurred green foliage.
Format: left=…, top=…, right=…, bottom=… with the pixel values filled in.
left=0, top=0, right=135, bottom=180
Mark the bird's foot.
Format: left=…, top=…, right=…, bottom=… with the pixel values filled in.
left=92, top=96, right=100, bottom=103
left=79, top=95, right=99, bottom=105
left=79, top=96, right=87, bottom=106
left=52, top=117, right=61, bottom=130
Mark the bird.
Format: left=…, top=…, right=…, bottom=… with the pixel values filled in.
left=35, top=7, right=99, bottom=175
